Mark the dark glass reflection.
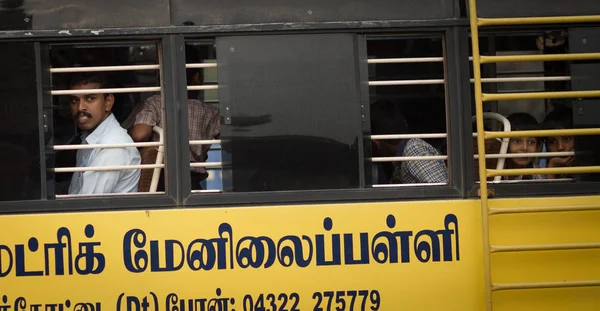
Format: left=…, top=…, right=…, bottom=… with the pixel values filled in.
left=0, top=42, right=42, bottom=201
left=217, top=34, right=361, bottom=192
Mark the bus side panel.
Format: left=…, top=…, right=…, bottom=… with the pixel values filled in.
left=171, top=0, right=455, bottom=26
left=489, top=195, right=600, bottom=311
left=0, top=200, right=484, bottom=311
left=475, top=0, right=600, bottom=18
left=0, top=0, right=170, bottom=31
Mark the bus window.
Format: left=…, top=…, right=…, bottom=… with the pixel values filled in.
left=471, top=29, right=600, bottom=184
left=366, top=36, right=449, bottom=187
left=0, top=42, right=42, bottom=201
left=183, top=41, right=222, bottom=193
left=48, top=42, right=165, bottom=198
left=204, top=34, right=361, bottom=193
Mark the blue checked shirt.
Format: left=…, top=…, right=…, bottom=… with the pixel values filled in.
left=391, top=138, right=448, bottom=184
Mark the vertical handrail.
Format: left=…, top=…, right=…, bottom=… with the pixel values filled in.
left=150, top=126, right=164, bottom=193
left=468, top=0, right=493, bottom=310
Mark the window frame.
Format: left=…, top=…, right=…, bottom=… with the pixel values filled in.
left=183, top=27, right=471, bottom=207
left=464, top=26, right=600, bottom=199
left=0, top=35, right=186, bottom=213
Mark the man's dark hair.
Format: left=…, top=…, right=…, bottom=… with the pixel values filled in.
left=507, top=112, right=541, bottom=131
left=67, top=72, right=114, bottom=98
left=370, top=100, right=409, bottom=139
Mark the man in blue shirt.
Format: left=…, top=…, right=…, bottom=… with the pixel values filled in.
left=67, top=72, right=141, bottom=194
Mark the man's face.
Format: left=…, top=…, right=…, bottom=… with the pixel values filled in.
left=69, top=82, right=114, bottom=132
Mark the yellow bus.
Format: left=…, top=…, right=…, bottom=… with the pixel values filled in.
left=0, top=0, right=598, bottom=310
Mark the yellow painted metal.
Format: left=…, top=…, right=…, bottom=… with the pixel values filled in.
left=478, top=15, right=600, bottom=26
left=490, top=242, right=600, bottom=253
left=482, top=90, right=600, bottom=101
left=468, top=0, right=493, bottom=310
left=489, top=204, right=600, bottom=215
left=485, top=128, right=600, bottom=139
left=487, top=166, right=600, bottom=177
left=493, top=280, right=600, bottom=291
left=480, top=53, right=600, bottom=64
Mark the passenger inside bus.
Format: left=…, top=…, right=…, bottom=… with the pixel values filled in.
left=542, top=106, right=575, bottom=179
left=370, top=100, right=448, bottom=184
left=128, top=45, right=220, bottom=191
left=503, top=113, right=544, bottom=180
left=67, top=72, right=141, bottom=194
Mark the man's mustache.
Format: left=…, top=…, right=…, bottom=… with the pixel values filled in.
left=75, top=111, right=92, bottom=119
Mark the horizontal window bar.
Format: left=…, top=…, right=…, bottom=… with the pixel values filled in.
left=50, top=65, right=160, bottom=73
left=190, top=162, right=226, bottom=168
left=369, top=79, right=445, bottom=86
left=491, top=242, right=600, bottom=253
left=52, top=87, right=161, bottom=95
left=489, top=204, right=600, bottom=215
left=478, top=15, right=600, bottom=27
left=481, top=53, right=600, bottom=64
left=487, top=166, right=600, bottom=177
left=478, top=178, right=574, bottom=185
left=189, top=139, right=222, bottom=145
left=474, top=151, right=575, bottom=159
left=191, top=189, right=222, bottom=194
left=473, top=76, right=571, bottom=83
left=187, top=85, right=219, bottom=91
left=369, top=133, right=447, bottom=139
left=483, top=90, right=600, bottom=102
left=369, top=155, right=448, bottom=162
left=186, top=63, right=218, bottom=68
left=56, top=191, right=165, bottom=199
left=485, top=128, right=600, bottom=139
left=371, top=182, right=447, bottom=187
left=54, top=141, right=162, bottom=150
left=492, top=280, right=600, bottom=291
left=54, top=164, right=163, bottom=173
left=367, top=57, right=444, bottom=64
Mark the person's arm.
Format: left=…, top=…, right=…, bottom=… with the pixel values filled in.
left=129, top=124, right=153, bottom=142
left=129, top=96, right=161, bottom=142
left=77, top=148, right=128, bottom=194
left=546, top=156, right=574, bottom=179
left=404, top=142, right=448, bottom=183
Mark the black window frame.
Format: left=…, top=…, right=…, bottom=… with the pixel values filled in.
left=464, top=26, right=600, bottom=199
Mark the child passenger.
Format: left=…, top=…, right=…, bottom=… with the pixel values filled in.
left=542, top=107, right=575, bottom=179
left=504, top=113, right=544, bottom=180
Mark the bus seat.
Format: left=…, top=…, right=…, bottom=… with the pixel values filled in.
left=137, top=126, right=163, bottom=193
left=472, top=113, right=511, bottom=183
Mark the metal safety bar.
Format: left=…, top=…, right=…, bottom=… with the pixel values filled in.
left=370, top=76, right=572, bottom=87
left=369, top=133, right=447, bottom=139
left=491, top=242, right=600, bottom=253
left=469, top=0, right=600, bottom=307
left=488, top=166, right=600, bottom=178
left=52, top=87, right=161, bottom=95
left=483, top=90, right=600, bottom=101
left=54, top=164, right=163, bottom=173
left=478, top=15, right=600, bottom=26
left=371, top=182, right=447, bottom=188
left=493, top=280, right=600, bottom=291
left=369, top=155, right=448, bottom=162
left=54, top=141, right=162, bottom=150
left=475, top=151, right=575, bottom=159
left=480, top=53, right=600, bottom=64
left=50, top=64, right=160, bottom=73
left=186, top=63, right=218, bottom=68
left=486, top=128, right=600, bottom=139
left=56, top=191, right=165, bottom=199
left=489, top=204, right=600, bottom=215
left=190, top=162, right=226, bottom=168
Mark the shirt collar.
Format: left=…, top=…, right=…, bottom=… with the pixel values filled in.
left=81, top=113, right=116, bottom=145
